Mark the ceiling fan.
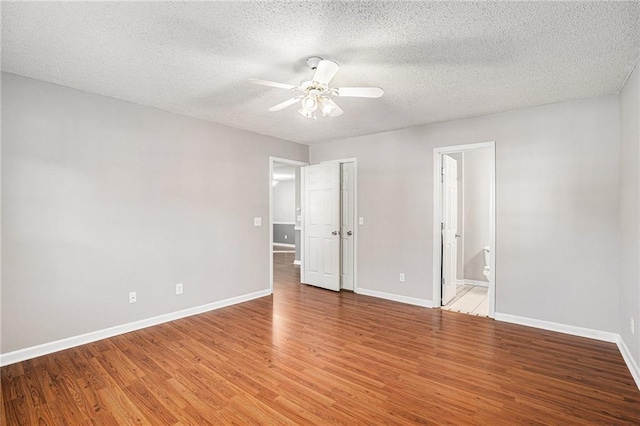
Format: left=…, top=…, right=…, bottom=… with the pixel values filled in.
left=249, top=57, right=383, bottom=119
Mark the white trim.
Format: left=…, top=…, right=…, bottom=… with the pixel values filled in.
left=300, top=167, right=306, bottom=284
left=617, top=336, right=640, bottom=390
left=459, top=151, right=466, bottom=284
left=273, top=221, right=296, bottom=225
left=272, top=243, right=295, bottom=248
left=352, top=160, right=359, bottom=293
left=356, top=288, right=436, bottom=308
left=435, top=141, right=495, bottom=153
left=494, top=312, right=619, bottom=343
left=293, top=260, right=301, bottom=265
left=320, top=158, right=359, bottom=165
left=465, top=279, right=489, bottom=288
left=0, top=289, right=271, bottom=367
left=495, top=312, right=639, bottom=390
left=433, top=142, right=496, bottom=318
left=270, top=157, right=308, bottom=294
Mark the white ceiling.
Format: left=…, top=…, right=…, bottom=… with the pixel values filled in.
left=2, top=2, right=639, bottom=145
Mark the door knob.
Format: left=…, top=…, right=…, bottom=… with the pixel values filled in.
left=347, top=231, right=353, bottom=236
left=332, top=231, right=338, bottom=235
left=455, top=234, right=461, bottom=238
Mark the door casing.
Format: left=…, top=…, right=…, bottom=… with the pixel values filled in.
left=340, top=162, right=356, bottom=291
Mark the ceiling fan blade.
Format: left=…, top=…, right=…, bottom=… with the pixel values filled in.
left=334, top=87, right=384, bottom=98
left=248, top=78, right=297, bottom=90
left=313, top=60, right=340, bottom=85
left=319, top=97, right=343, bottom=117
left=268, top=96, right=303, bottom=112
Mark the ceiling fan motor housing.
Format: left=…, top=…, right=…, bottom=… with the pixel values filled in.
left=306, top=56, right=323, bottom=70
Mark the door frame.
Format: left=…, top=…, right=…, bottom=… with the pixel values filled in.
left=269, top=157, right=308, bottom=294
left=320, top=158, right=358, bottom=293
left=432, top=142, right=496, bottom=317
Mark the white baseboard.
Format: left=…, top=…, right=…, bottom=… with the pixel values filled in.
left=293, top=260, right=301, bottom=265
left=492, top=313, right=639, bottom=391
left=494, top=312, right=619, bottom=343
left=493, top=313, right=640, bottom=391
left=617, top=336, right=640, bottom=390
left=356, top=288, right=436, bottom=308
left=0, top=289, right=272, bottom=367
left=465, top=279, right=489, bottom=287
left=273, top=243, right=295, bottom=248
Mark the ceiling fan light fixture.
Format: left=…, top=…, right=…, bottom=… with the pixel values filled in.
left=319, top=97, right=335, bottom=117
left=298, top=107, right=316, bottom=119
left=301, top=95, right=318, bottom=112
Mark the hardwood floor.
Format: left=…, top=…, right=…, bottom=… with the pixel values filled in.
left=2, top=252, right=640, bottom=424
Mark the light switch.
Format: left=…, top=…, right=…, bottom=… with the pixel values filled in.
left=254, top=217, right=262, bottom=226
left=359, top=217, right=364, bottom=225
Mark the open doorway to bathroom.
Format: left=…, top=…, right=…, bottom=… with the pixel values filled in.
left=433, top=142, right=496, bottom=318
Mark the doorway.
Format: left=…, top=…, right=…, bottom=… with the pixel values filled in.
left=269, top=157, right=307, bottom=293
left=300, top=159, right=357, bottom=292
left=433, top=142, right=496, bottom=318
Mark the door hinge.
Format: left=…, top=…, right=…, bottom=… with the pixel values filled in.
left=441, top=222, right=444, bottom=230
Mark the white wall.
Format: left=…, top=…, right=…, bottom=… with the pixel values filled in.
left=462, top=149, right=491, bottom=282
left=619, top=60, right=640, bottom=372
left=272, top=179, right=296, bottom=223
left=311, top=95, right=620, bottom=333
left=1, top=73, right=308, bottom=354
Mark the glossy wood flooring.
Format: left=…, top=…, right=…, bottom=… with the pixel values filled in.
left=2, top=252, right=640, bottom=424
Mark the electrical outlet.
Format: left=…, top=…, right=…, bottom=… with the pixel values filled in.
left=631, top=318, right=635, bottom=335
left=129, top=291, right=137, bottom=304
left=359, top=217, right=364, bottom=225
left=284, top=235, right=288, bottom=240
left=176, top=283, right=183, bottom=295
left=399, top=273, right=405, bottom=282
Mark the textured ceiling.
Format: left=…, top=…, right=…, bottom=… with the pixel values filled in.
left=2, top=1, right=639, bottom=145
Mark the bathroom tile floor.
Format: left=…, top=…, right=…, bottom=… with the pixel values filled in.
left=442, top=284, right=488, bottom=316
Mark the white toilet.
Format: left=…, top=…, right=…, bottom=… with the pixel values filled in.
left=483, top=246, right=491, bottom=279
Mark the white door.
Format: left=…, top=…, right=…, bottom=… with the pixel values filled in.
left=340, top=162, right=355, bottom=290
left=303, top=162, right=341, bottom=291
left=442, top=155, right=458, bottom=305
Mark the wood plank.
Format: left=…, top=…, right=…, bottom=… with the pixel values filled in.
left=2, top=251, right=639, bottom=423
